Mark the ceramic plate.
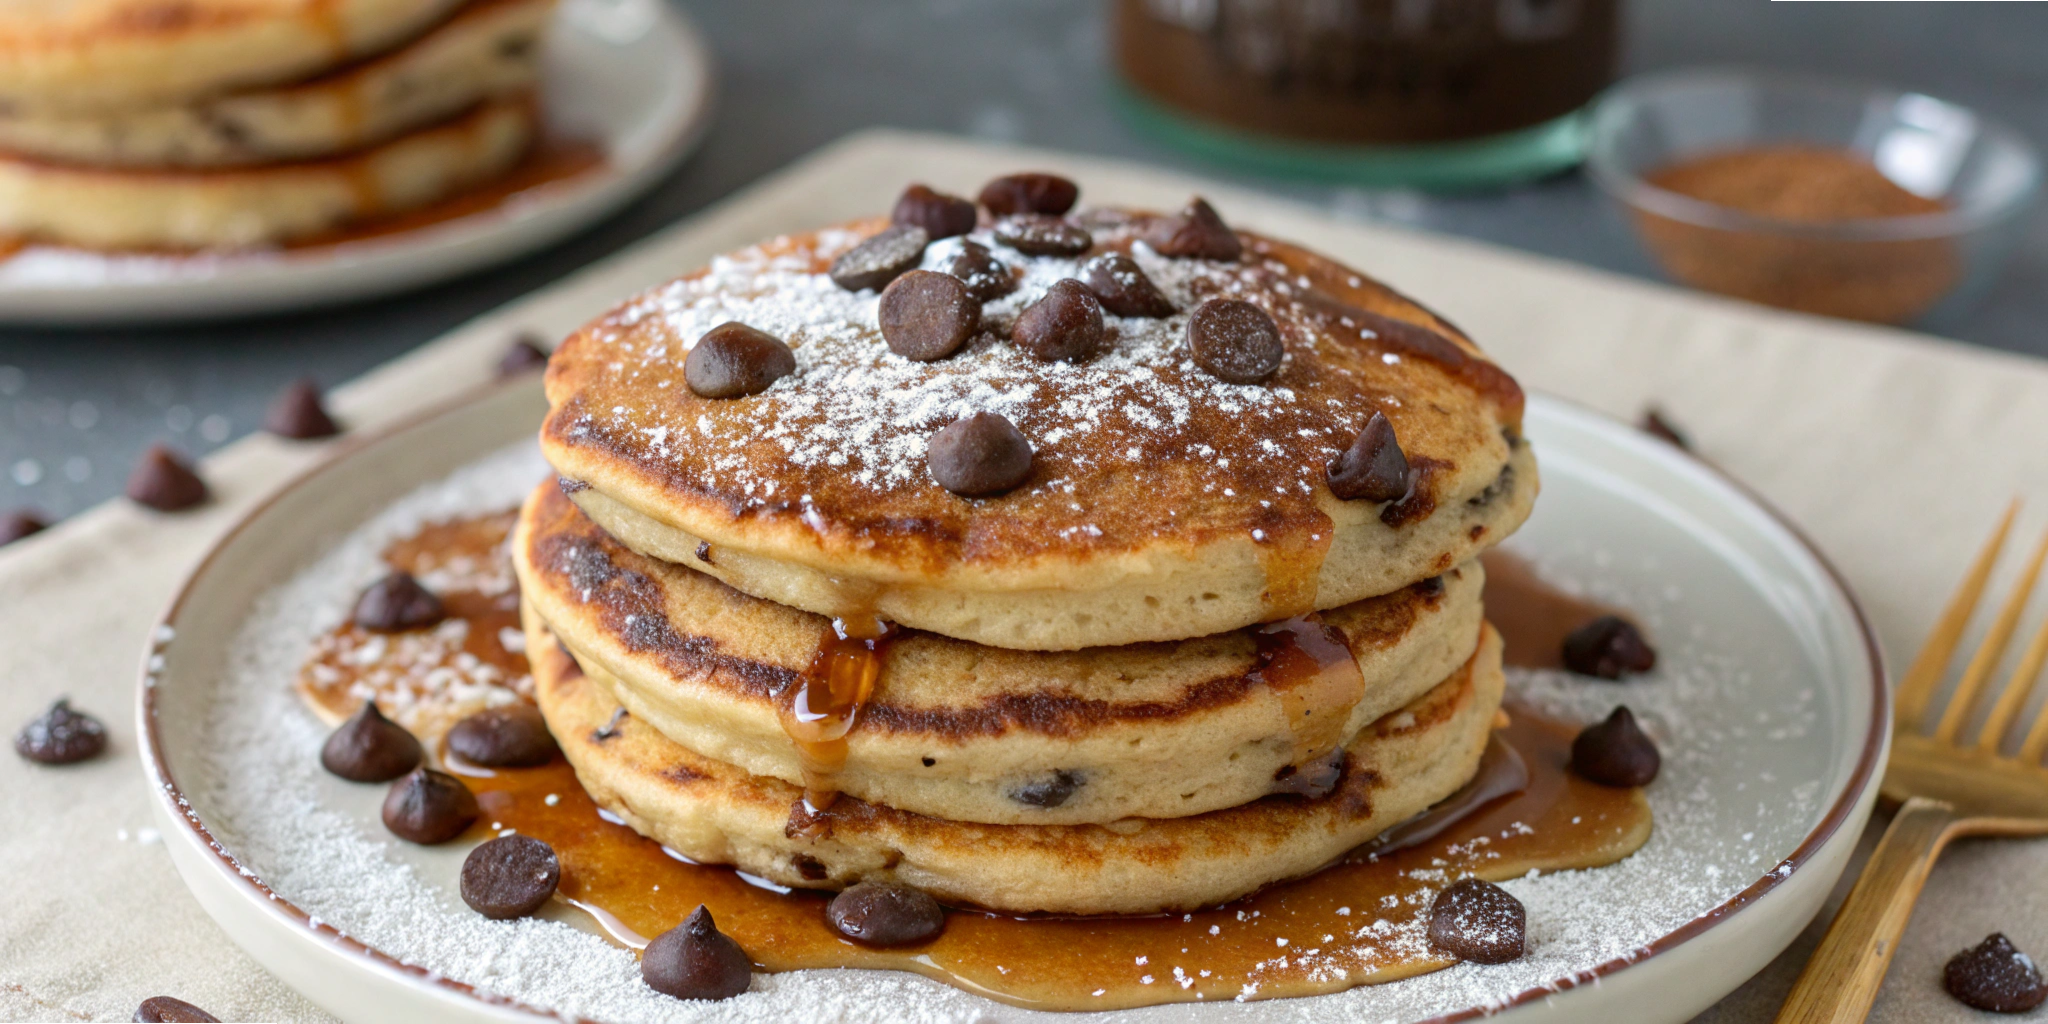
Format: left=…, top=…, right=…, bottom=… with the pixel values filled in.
left=0, top=0, right=713, bottom=326
left=138, top=386, right=1884, bottom=1023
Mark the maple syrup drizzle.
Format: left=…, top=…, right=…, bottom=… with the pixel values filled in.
left=1254, top=509, right=1336, bottom=620
left=1250, top=614, right=1366, bottom=770
left=1479, top=550, right=1639, bottom=670
left=776, top=614, right=899, bottom=812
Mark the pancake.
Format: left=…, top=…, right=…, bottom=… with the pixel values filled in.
left=528, top=609, right=1508, bottom=915
left=0, top=0, right=468, bottom=112
left=542, top=206, right=1535, bottom=651
left=0, top=94, right=534, bottom=249
left=0, top=0, right=550, bottom=168
left=514, top=481, right=1487, bottom=825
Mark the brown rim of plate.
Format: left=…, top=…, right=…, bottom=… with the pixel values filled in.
left=134, top=379, right=1888, bottom=1022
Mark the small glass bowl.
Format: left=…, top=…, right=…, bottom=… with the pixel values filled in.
left=1585, top=68, right=2041, bottom=326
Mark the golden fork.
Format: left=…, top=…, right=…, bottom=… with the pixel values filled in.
left=1776, top=501, right=2048, bottom=1022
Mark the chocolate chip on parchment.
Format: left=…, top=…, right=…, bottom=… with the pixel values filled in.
left=461, top=834, right=561, bottom=919
left=1145, top=197, right=1242, bottom=261
left=641, top=905, right=753, bottom=1001
left=1008, top=769, right=1083, bottom=808
left=263, top=378, right=341, bottom=439
left=993, top=215, right=1092, bottom=258
left=829, top=224, right=929, bottom=292
left=879, top=270, right=978, bottom=362
left=1945, top=933, right=2048, bottom=1013
left=496, top=335, right=551, bottom=377
left=1082, top=252, right=1175, bottom=318
left=1187, top=298, right=1282, bottom=384
left=948, top=240, right=1015, bottom=302
left=448, top=704, right=559, bottom=768
left=1427, top=878, right=1526, bottom=964
left=381, top=767, right=479, bottom=844
left=1270, top=749, right=1345, bottom=799
left=1561, top=616, right=1657, bottom=679
left=827, top=880, right=946, bottom=947
left=1012, top=279, right=1107, bottom=363
left=977, top=172, right=1078, bottom=216
left=928, top=412, right=1033, bottom=497
left=14, top=698, right=106, bottom=765
left=891, top=184, right=977, bottom=239
left=1328, top=411, right=1411, bottom=503
left=1570, top=707, right=1660, bottom=788
left=684, top=322, right=796, bottom=399
left=133, top=996, right=220, bottom=1023
left=126, top=444, right=207, bottom=511
left=1, top=508, right=46, bottom=546
left=1639, top=407, right=1690, bottom=449
left=351, top=571, right=445, bottom=632
left=320, top=700, right=422, bottom=782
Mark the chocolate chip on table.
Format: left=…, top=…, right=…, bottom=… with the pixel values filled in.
left=684, top=322, right=797, bottom=399
left=1427, top=878, right=1526, bottom=964
left=351, top=571, right=445, bottom=632
left=1186, top=297, right=1283, bottom=384
left=1270, top=749, right=1345, bottom=799
left=320, top=700, right=422, bottom=782
left=1328, top=410, right=1411, bottom=503
left=1639, top=406, right=1690, bottom=449
left=1562, top=616, right=1658, bottom=679
left=1945, top=933, right=2048, bottom=1013
left=928, top=412, right=1033, bottom=497
left=461, top=834, right=561, bottom=919
left=947, top=240, right=1015, bottom=302
left=14, top=698, right=106, bottom=765
left=263, top=378, right=341, bottom=439
left=829, top=224, right=929, bottom=292
left=977, top=172, right=1079, bottom=217
left=641, top=905, right=754, bottom=1001
left=1008, top=769, right=1083, bottom=808
left=125, top=444, right=207, bottom=511
left=496, top=334, right=551, bottom=377
left=827, top=880, right=946, bottom=947
left=1570, top=707, right=1660, bottom=787
left=1144, top=197, right=1242, bottom=261
left=1012, top=279, right=1107, bottom=363
left=1082, top=252, right=1174, bottom=318
left=382, top=767, right=479, bottom=844
left=133, top=996, right=220, bottom=1023
left=1, top=508, right=46, bottom=546
left=448, top=704, right=559, bottom=768
left=992, top=215, right=1092, bottom=257
left=879, top=270, right=978, bottom=362
left=891, top=183, right=977, bottom=239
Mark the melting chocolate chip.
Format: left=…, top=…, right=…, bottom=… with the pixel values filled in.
left=1639, top=407, right=1690, bottom=449
left=13, top=698, right=106, bottom=765
left=125, top=444, right=207, bottom=511
left=1, top=508, right=46, bottom=545
left=1012, top=278, right=1107, bottom=363
left=947, top=240, right=1015, bottom=302
left=448, top=704, right=559, bottom=767
left=1561, top=616, right=1657, bottom=679
left=496, top=335, right=551, bottom=377
left=1270, top=749, right=1346, bottom=799
left=928, top=412, right=1033, bottom=497
left=828, top=880, right=946, bottom=947
left=1327, top=411, right=1411, bottom=502
left=1570, top=707, right=1660, bottom=787
left=1187, top=298, right=1283, bottom=384
left=879, top=270, right=978, bottom=362
left=133, top=996, right=220, bottom=1023
left=992, top=215, right=1092, bottom=257
left=1082, top=252, right=1175, bottom=318
left=351, top=571, right=445, bottom=632
left=1945, top=933, right=2048, bottom=1013
left=891, top=184, right=977, bottom=239
left=461, top=834, right=561, bottom=919
left=381, top=767, right=479, bottom=844
left=694, top=540, right=713, bottom=564
left=1007, top=769, right=1084, bottom=808
left=262, top=378, right=341, bottom=439
left=977, top=172, right=1078, bottom=216
left=320, top=700, right=422, bottom=782
left=1145, top=197, right=1242, bottom=261
left=829, top=224, right=928, bottom=292
left=642, top=905, right=753, bottom=1001
left=685, top=322, right=796, bottom=399
left=1427, top=878, right=1526, bottom=964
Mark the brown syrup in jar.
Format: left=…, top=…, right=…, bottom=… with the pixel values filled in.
left=776, top=614, right=899, bottom=812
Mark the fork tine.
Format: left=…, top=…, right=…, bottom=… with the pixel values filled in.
left=1977, top=529, right=2048, bottom=751
left=1934, top=524, right=2048, bottom=744
left=1897, top=499, right=2019, bottom=729
left=2005, top=618, right=2048, bottom=761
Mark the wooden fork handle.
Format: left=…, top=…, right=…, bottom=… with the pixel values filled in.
left=1774, top=797, right=1960, bottom=1024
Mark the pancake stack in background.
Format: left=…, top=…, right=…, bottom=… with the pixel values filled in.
left=0, top=0, right=556, bottom=251
left=514, top=175, right=1538, bottom=915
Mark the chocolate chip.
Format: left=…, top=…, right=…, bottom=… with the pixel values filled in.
left=1945, top=933, right=2048, bottom=1013
left=381, top=767, right=479, bottom=844
left=1639, top=407, right=1690, bottom=449
left=125, top=444, right=206, bottom=511
left=977, top=172, right=1078, bottom=216
left=1571, top=707, right=1660, bottom=787
left=1145, top=197, right=1242, bottom=261
left=1328, top=411, right=1411, bottom=502
left=1012, top=279, right=1107, bottom=363
left=829, top=224, right=928, bottom=292
left=947, top=240, right=1015, bottom=301
left=351, top=571, right=445, bottom=632
left=879, top=270, right=978, bottom=362
left=828, top=880, right=946, bottom=947
left=891, top=184, right=977, bottom=239
left=992, top=215, right=1092, bottom=257
left=685, top=322, right=796, bottom=399
left=1561, top=616, right=1657, bottom=679
left=133, top=996, right=220, bottom=1023
left=496, top=335, right=550, bottom=377
left=1, top=508, right=46, bottom=545
left=14, top=698, right=106, bottom=765
left=461, top=834, right=560, bottom=919
left=1187, top=298, right=1283, bottom=384
left=263, top=378, right=340, bottom=439
left=557, top=476, right=588, bottom=495
left=320, top=700, right=422, bottom=782
left=694, top=541, right=713, bottom=564
left=1008, top=769, right=1083, bottom=808
left=1270, top=749, right=1345, bottom=799
left=1427, top=878, right=1526, bottom=964
left=641, top=905, right=753, bottom=1001
left=1082, top=253, right=1174, bottom=318
left=793, top=854, right=829, bottom=881
left=928, top=412, right=1033, bottom=497
left=448, top=704, right=559, bottom=767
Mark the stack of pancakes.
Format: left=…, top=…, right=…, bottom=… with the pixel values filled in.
left=0, top=0, right=554, bottom=250
left=514, top=183, right=1537, bottom=915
